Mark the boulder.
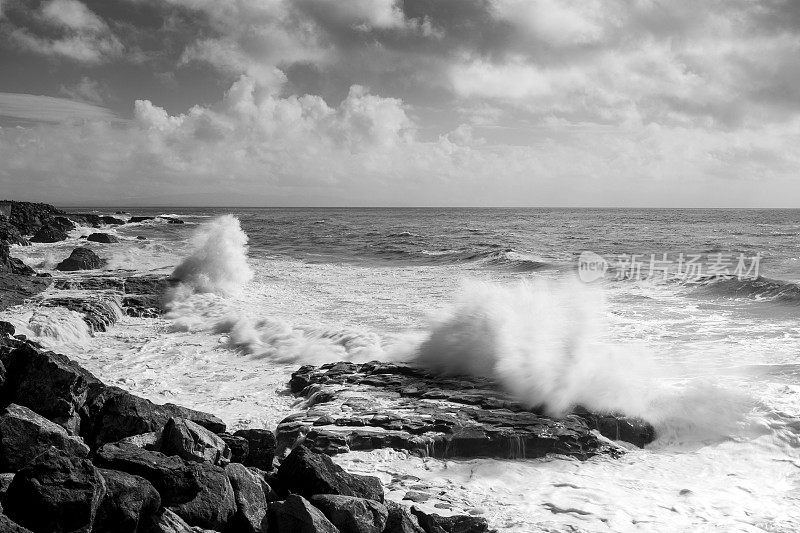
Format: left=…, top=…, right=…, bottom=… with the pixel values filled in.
left=56, top=247, right=103, bottom=271
left=384, top=501, right=424, bottom=533
left=0, top=273, right=49, bottom=310
left=51, top=216, right=76, bottom=232
left=225, top=463, right=267, bottom=533
left=0, top=321, right=14, bottom=337
left=149, top=509, right=194, bottom=533
left=29, top=225, right=68, bottom=243
left=94, top=444, right=201, bottom=506
left=276, top=445, right=384, bottom=502
left=0, top=220, right=27, bottom=245
left=160, top=217, right=184, bottom=224
left=1, top=344, right=98, bottom=434
left=0, top=404, right=89, bottom=471
left=170, top=461, right=236, bottom=531
left=162, top=417, right=230, bottom=466
left=87, top=233, right=120, bottom=244
left=94, top=468, right=161, bottom=533
left=268, top=494, right=338, bottom=533
left=100, top=216, right=125, bottom=225
left=129, top=216, right=155, bottom=223
left=410, top=507, right=491, bottom=533
left=69, top=213, right=103, bottom=227
left=233, top=429, right=275, bottom=470
left=4, top=447, right=106, bottom=533
left=3, top=200, right=65, bottom=234
left=311, top=494, right=388, bottom=533
left=0, top=514, right=34, bottom=533
left=218, top=433, right=249, bottom=464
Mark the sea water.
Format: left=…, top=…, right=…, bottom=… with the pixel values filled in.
left=4, top=207, right=800, bottom=532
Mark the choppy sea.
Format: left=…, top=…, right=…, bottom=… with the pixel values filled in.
left=4, top=207, right=800, bottom=532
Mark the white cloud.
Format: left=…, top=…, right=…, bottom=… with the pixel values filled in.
left=0, top=92, right=118, bottom=124
left=41, top=0, right=106, bottom=32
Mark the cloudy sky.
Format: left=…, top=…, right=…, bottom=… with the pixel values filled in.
left=1, top=0, right=799, bottom=206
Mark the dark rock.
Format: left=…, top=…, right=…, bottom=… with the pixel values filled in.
left=162, top=417, right=231, bottom=466
left=0, top=403, right=89, bottom=471
left=149, top=508, right=194, bottom=533
left=94, top=443, right=201, bottom=507
left=41, top=294, right=121, bottom=333
left=0, top=273, right=49, bottom=310
left=233, top=429, right=275, bottom=471
left=277, top=445, right=384, bottom=502
left=384, top=501, right=424, bottom=533
left=87, top=233, right=120, bottom=244
left=410, top=507, right=491, bottom=533
left=30, top=225, right=68, bottom=243
left=0, top=321, right=14, bottom=337
left=51, top=216, right=76, bottom=232
left=160, top=217, right=184, bottom=224
left=68, top=213, right=103, bottom=227
left=170, top=461, right=235, bottom=531
left=225, top=463, right=267, bottom=533
left=100, top=216, right=125, bottom=225
left=218, top=433, right=249, bottom=464
left=0, top=514, right=34, bottom=533
left=0, top=220, right=27, bottom=245
left=403, top=491, right=430, bottom=503
left=94, top=468, right=161, bottom=533
left=56, top=247, right=103, bottom=271
left=311, top=494, right=388, bottom=533
left=137, top=236, right=147, bottom=240
left=4, top=200, right=66, bottom=235
left=123, top=295, right=161, bottom=318
left=268, top=494, right=338, bottom=533
left=1, top=344, right=99, bottom=434
left=129, top=216, right=155, bottom=223
left=0, top=241, right=36, bottom=276
left=4, top=447, right=106, bottom=533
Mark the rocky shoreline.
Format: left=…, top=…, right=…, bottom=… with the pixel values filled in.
left=0, top=200, right=657, bottom=532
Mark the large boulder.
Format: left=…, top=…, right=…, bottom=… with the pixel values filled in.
left=56, top=247, right=103, bottom=271
left=100, top=216, right=125, bottom=225
left=50, top=216, right=76, bottom=232
left=0, top=404, right=89, bottom=471
left=129, top=216, right=155, bottom=223
left=233, top=428, right=275, bottom=470
left=162, top=417, right=230, bottom=466
left=170, top=461, right=236, bottom=531
left=384, top=501, right=424, bottom=533
left=225, top=463, right=267, bottom=533
left=87, top=233, right=119, bottom=244
left=94, top=468, right=161, bottom=533
left=29, top=225, right=68, bottom=243
left=4, top=447, right=106, bottom=533
left=410, top=507, right=492, bottom=533
left=268, top=494, right=338, bottom=533
left=311, top=494, right=388, bottom=533
left=0, top=242, right=35, bottom=276
left=0, top=321, right=14, bottom=337
left=219, top=433, right=249, bottom=464
left=148, top=509, right=194, bottom=533
left=276, top=446, right=384, bottom=502
left=94, top=444, right=201, bottom=507
left=1, top=344, right=99, bottom=434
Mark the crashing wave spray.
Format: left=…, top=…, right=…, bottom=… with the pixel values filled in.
left=168, top=215, right=253, bottom=301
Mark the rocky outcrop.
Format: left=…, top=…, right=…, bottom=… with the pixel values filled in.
left=94, top=468, right=161, bottom=533
left=225, top=463, right=268, bottom=533
left=0, top=220, right=27, bottom=246
left=170, top=460, right=236, bottom=530
left=41, top=293, right=122, bottom=333
left=129, top=216, right=155, bottom=223
left=52, top=274, right=171, bottom=318
left=1, top=200, right=65, bottom=235
left=87, top=232, right=119, bottom=243
left=30, top=225, right=68, bottom=243
left=233, top=428, right=276, bottom=471
left=410, top=507, right=492, bottom=533
left=279, top=362, right=655, bottom=460
left=385, top=501, right=424, bottom=533
left=311, top=494, right=389, bottom=533
left=56, top=247, right=103, bottom=271
left=100, top=216, right=125, bottom=225
left=4, top=447, right=107, bottom=533
left=162, top=417, right=231, bottom=466
left=160, top=217, right=184, bottom=224
left=268, top=494, right=339, bottom=533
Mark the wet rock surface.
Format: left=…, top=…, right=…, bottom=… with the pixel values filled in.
left=279, top=362, right=655, bottom=460
left=55, top=247, right=104, bottom=271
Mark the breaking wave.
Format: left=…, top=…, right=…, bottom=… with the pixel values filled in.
left=687, top=275, right=800, bottom=304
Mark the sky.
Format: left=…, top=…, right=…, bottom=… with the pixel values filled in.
left=0, top=0, right=799, bottom=207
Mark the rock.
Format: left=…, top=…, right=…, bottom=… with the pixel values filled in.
left=129, top=216, right=155, bottom=223
left=94, top=468, right=161, bottom=533
left=56, top=247, right=103, bottom=271
left=87, top=233, right=120, bottom=244
left=0, top=472, right=14, bottom=495
left=218, top=433, right=249, bottom=464
left=149, top=508, right=194, bottom=533
left=50, top=216, right=76, bottom=232
left=384, top=501, right=424, bottom=533
left=0, top=514, right=34, bottom=533
left=403, top=491, right=431, bottom=503
left=162, top=418, right=231, bottom=466
left=225, top=463, right=267, bottom=533
left=0, top=220, right=27, bottom=245
left=277, top=445, right=384, bottom=502
left=410, top=507, right=491, bottom=533
left=136, top=236, right=147, bottom=240
left=160, top=217, right=184, bottom=224
left=268, top=494, right=338, bottom=533
left=0, top=273, right=49, bottom=310
left=29, top=225, right=68, bottom=243
left=0, top=242, right=36, bottom=276
left=100, top=216, right=125, bottom=225
left=68, top=213, right=102, bottom=227
left=4, top=447, right=106, bottom=533
left=123, top=295, right=161, bottom=317
left=94, top=443, right=201, bottom=506
left=85, top=387, right=225, bottom=447
left=0, top=404, right=89, bottom=471
left=171, top=461, right=236, bottom=531
left=233, top=429, right=275, bottom=471
left=40, top=294, right=122, bottom=333
left=3, top=200, right=65, bottom=235
left=0, top=321, right=14, bottom=337
left=311, top=494, right=388, bottom=533
left=1, top=344, right=99, bottom=434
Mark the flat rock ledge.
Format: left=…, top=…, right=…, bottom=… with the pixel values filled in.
left=278, top=362, right=656, bottom=460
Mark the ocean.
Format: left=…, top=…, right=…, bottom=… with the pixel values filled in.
left=4, top=207, right=800, bottom=532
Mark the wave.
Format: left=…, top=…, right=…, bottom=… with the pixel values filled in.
left=461, top=249, right=554, bottom=271
left=687, top=275, right=800, bottom=304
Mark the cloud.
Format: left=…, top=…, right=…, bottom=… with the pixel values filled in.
left=0, top=92, right=118, bottom=124
left=58, top=76, right=111, bottom=104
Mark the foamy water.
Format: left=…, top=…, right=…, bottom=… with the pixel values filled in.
left=4, top=208, right=800, bottom=532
